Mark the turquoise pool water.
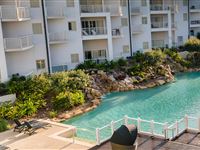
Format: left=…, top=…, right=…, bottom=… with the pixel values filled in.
left=63, top=72, right=200, bottom=141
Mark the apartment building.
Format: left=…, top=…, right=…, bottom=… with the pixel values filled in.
left=0, top=0, right=197, bottom=82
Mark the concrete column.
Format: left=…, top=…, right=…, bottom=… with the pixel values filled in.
left=106, top=14, right=113, bottom=60
left=0, top=22, right=8, bottom=82
left=168, top=11, right=172, bottom=48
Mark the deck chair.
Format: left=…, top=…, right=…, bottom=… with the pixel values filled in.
left=23, top=121, right=37, bottom=135
left=13, top=119, right=26, bottom=133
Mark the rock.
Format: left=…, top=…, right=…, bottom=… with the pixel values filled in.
left=146, top=82, right=156, bottom=88
left=73, top=109, right=83, bottom=116
left=92, top=99, right=101, bottom=106
left=156, top=80, right=166, bottom=85
left=108, top=75, right=116, bottom=81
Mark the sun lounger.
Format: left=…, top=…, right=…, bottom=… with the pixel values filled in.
left=13, top=119, right=26, bottom=133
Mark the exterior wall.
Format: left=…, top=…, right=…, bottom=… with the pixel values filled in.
left=0, top=0, right=197, bottom=82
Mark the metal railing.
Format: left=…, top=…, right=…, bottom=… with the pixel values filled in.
left=1, top=6, right=30, bottom=20
left=191, top=20, right=200, bottom=25
left=96, top=115, right=200, bottom=145
left=80, top=4, right=122, bottom=16
left=49, top=31, right=67, bottom=43
left=150, top=4, right=175, bottom=11
left=152, top=40, right=165, bottom=48
left=82, top=27, right=107, bottom=36
left=46, top=6, right=65, bottom=18
left=151, top=21, right=168, bottom=28
left=4, top=35, right=33, bottom=51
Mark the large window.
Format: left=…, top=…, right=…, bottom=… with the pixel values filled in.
left=143, top=42, right=149, bottom=49
left=183, top=0, right=188, bottom=6
left=123, top=45, right=130, bottom=54
left=120, top=0, right=127, bottom=7
left=85, top=50, right=106, bottom=60
left=141, top=0, right=147, bottom=6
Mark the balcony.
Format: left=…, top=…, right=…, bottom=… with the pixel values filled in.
left=80, top=4, right=122, bottom=16
left=132, top=25, right=143, bottom=35
left=4, top=35, right=34, bottom=52
left=152, top=40, right=166, bottom=48
left=1, top=6, right=30, bottom=22
left=112, top=28, right=123, bottom=38
left=151, top=21, right=168, bottom=32
left=150, top=4, right=175, bottom=13
left=190, top=20, right=200, bottom=28
left=82, top=27, right=107, bottom=40
left=131, top=7, right=141, bottom=15
left=190, top=5, right=200, bottom=13
left=46, top=6, right=66, bottom=19
left=49, top=31, right=67, bottom=45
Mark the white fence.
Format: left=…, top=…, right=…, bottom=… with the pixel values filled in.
left=82, top=27, right=107, bottom=36
left=1, top=6, right=30, bottom=20
left=4, top=35, right=33, bottom=51
left=96, top=115, right=200, bottom=145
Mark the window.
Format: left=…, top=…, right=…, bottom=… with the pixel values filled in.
left=67, top=0, right=75, bottom=7
left=141, top=0, right=147, bottom=6
left=36, top=60, right=45, bottom=70
left=30, top=0, right=40, bottom=8
left=123, top=45, right=130, bottom=53
left=32, top=23, right=43, bottom=34
left=143, top=42, right=149, bottom=49
left=142, top=17, right=148, bottom=24
left=121, top=18, right=128, bottom=26
left=183, top=0, right=188, bottom=6
left=120, top=0, right=127, bottom=7
left=68, top=22, right=77, bottom=31
left=183, top=13, right=188, bottom=21
left=71, top=54, right=79, bottom=63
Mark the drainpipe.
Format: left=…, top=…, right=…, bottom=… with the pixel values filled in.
left=188, top=0, right=190, bottom=39
left=127, top=0, right=133, bottom=57
left=41, top=0, right=51, bottom=74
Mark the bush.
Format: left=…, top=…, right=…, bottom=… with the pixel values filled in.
left=0, top=83, right=9, bottom=96
left=0, top=119, right=8, bottom=132
left=53, top=90, right=85, bottom=111
left=183, top=37, right=200, bottom=52
left=48, top=110, right=57, bottom=118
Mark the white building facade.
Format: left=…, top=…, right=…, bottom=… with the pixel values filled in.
left=0, top=0, right=197, bottom=82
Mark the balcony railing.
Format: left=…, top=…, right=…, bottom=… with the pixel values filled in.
left=190, top=5, right=200, bottom=10
left=4, top=35, right=33, bottom=52
left=82, top=27, right=107, bottom=36
left=131, top=7, right=141, bottom=15
left=80, top=4, right=122, bottom=16
left=151, top=21, right=168, bottom=28
left=152, top=40, right=165, bottom=48
left=150, top=4, right=174, bottom=11
left=191, top=20, right=200, bottom=25
left=49, top=31, right=67, bottom=44
left=46, top=6, right=65, bottom=19
left=52, top=64, right=68, bottom=73
left=1, top=6, right=30, bottom=21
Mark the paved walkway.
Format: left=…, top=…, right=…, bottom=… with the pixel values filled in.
left=0, top=120, right=94, bottom=150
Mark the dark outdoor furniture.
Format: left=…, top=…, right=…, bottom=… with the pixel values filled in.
left=110, top=125, right=138, bottom=150
left=13, top=119, right=26, bottom=133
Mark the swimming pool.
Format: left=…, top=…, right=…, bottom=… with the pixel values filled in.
left=63, top=72, right=200, bottom=141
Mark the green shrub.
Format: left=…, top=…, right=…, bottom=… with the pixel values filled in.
left=53, top=90, right=85, bottom=111
left=0, top=102, right=13, bottom=120
left=0, top=83, right=9, bottom=96
left=0, top=119, right=8, bottom=132
left=183, top=37, right=200, bottom=52
left=48, top=110, right=57, bottom=118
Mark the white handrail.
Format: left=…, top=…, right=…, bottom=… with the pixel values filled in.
left=96, top=115, right=200, bottom=145
left=82, top=27, right=107, bottom=36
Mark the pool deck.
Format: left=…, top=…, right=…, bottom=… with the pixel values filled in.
left=0, top=119, right=94, bottom=150
left=91, top=133, right=200, bottom=150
